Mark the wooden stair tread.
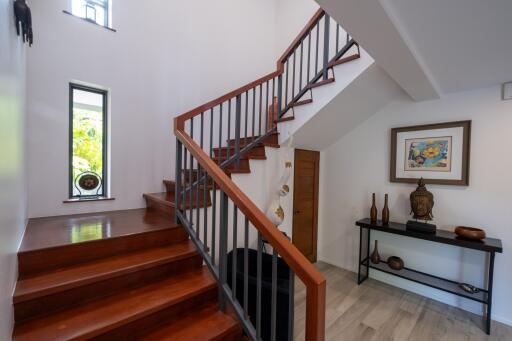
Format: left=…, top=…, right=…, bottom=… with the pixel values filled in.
left=275, top=116, right=295, bottom=123
left=14, top=241, right=198, bottom=304
left=140, top=302, right=240, bottom=340
left=289, top=98, right=313, bottom=107
left=19, top=209, right=179, bottom=253
left=328, top=53, right=360, bottom=68
left=144, top=192, right=176, bottom=208
left=13, top=267, right=216, bottom=341
left=306, top=77, right=335, bottom=89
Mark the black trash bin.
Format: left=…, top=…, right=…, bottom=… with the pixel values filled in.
left=227, top=248, right=291, bottom=341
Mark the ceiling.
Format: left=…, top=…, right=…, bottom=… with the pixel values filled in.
left=317, top=0, right=512, bottom=99
left=382, top=0, right=512, bottom=94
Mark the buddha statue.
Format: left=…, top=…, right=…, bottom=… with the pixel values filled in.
left=410, top=178, right=434, bottom=222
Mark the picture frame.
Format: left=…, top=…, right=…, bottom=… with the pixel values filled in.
left=390, top=121, right=471, bottom=186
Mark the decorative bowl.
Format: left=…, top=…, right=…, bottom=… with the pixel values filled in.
left=455, top=226, right=486, bottom=240
left=387, top=256, right=404, bottom=271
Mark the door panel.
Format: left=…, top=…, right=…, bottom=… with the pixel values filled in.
left=292, top=149, right=319, bottom=263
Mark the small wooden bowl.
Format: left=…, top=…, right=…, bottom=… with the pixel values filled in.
left=455, top=226, right=486, bottom=240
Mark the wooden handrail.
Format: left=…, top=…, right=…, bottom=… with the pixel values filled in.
left=277, top=9, right=325, bottom=68
left=175, top=9, right=326, bottom=127
left=175, top=125, right=326, bottom=341
left=174, top=9, right=330, bottom=341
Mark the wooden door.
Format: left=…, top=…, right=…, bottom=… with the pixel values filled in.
left=292, top=149, right=319, bottom=263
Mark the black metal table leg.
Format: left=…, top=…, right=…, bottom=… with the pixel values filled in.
left=357, top=227, right=363, bottom=284
left=358, top=226, right=370, bottom=285
left=486, top=251, right=495, bottom=335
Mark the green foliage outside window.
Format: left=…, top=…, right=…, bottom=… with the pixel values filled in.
left=72, top=107, right=103, bottom=180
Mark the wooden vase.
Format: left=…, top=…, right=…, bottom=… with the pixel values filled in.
left=382, top=194, right=390, bottom=225
left=370, top=193, right=378, bottom=223
left=371, top=240, right=380, bottom=264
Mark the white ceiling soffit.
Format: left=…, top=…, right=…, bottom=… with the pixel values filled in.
left=316, top=0, right=440, bottom=101
left=380, top=0, right=512, bottom=94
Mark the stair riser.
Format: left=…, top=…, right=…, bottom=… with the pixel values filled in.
left=90, top=287, right=218, bottom=340
left=227, top=133, right=278, bottom=147
left=14, top=254, right=203, bottom=323
left=213, top=145, right=267, bottom=159
left=163, top=181, right=175, bottom=193
left=222, top=159, right=250, bottom=172
left=145, top=200, right=175, bottom=216
left=18, top=228, right=188, bottom=279
left=145, top=193, right=211, bottom=211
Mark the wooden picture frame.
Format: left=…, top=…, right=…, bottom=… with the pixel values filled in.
left=390, top=121, right=471, bottom=186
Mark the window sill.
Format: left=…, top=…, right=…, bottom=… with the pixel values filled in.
left=63, top=197, right=116, bottom=204
left=62, top=10, right=117, bottom=32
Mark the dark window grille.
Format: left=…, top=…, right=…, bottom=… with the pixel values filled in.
left=69, top=83, right=108, bottom=199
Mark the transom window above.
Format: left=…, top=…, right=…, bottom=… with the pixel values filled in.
left=71, top=0, right=111, bottom=28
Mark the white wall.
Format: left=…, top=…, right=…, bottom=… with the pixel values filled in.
left=27, top=0, right=279, bottom=218
left=318, top=85, right=512, bottom=325
left=0, top=0, right=27, bottom=338
left=275, top=0, right=319, bottom=54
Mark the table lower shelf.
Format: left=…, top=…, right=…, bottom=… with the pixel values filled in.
left=361, top=258, right=488, bottom=304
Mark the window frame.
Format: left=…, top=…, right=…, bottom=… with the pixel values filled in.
left=67, top=0, right=113, bottom=30
left=68, top=83, right=109, bottom=200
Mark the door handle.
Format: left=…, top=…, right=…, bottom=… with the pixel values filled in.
left=294, top=210, right=300, bottom=215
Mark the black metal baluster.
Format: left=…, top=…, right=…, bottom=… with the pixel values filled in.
left=175, top=139, right=182, bottom=225
left=203, top=172, right=208, bottom=253
left=252, top=88, right=256, bottom=141
left=299, top=39, right=304, bottom=92
left=322, top=14, right=331, bottom=80
left=307, top=30, right=312, bottom=83
left=218, top=103, right=223, bottom=165
left=244, top=91, right=249, bottom=145
left=219, top=191, right=229, bottom=312
left=209, top=108, right=214, bottom=158
left=271, top=249, right=278, bottom=341
left=315, top=21, right=320, bottom=75
left=189, top=118, right=194, bottom=224
left=183, top=138, right=188, bottom=213
left=256, top=232, right=263, bottom=340
left=211, top=182, right=217, bottom=266
left=288, top=268, right=295, bottom=341
left=195, top=165, right=200, bottom=238
left=258, top=84, right=263, bottom=136
left=292, top=50, right=296, bottom=100
left=235, top=95, right=242, bottom=170
left=336, top=24, right=340, bottom=53
left=232, top=205, right=238, bottom=299
left=227, top=99, right=231, bottom=161
left=285, top=60, right=289, bottom=106
left=265, top=81, right=269, bottom=134
left=272, top=78, right=276, bottom=129
left=244, top=217, right=249, bottom=317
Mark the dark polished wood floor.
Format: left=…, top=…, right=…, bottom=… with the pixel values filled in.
left=20, top=208, right=179, bottom=252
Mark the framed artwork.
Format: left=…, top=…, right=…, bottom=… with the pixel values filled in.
left=390, top=121, right=471, bottom=186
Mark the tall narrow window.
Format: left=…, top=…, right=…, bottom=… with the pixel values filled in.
left=71, top=0, right=111, bottom=28
left=69, top=84, right=108, bottom=199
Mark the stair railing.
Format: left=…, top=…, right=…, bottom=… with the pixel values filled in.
left=174, top=9, right=358, bottom=341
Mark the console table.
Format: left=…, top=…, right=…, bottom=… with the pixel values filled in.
left=356, top=218, right=503, bottom=335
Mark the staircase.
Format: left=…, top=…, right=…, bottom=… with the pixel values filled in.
left=13, top=8, right=361, bottom=341
left=12, top=207, right=241, bottom=340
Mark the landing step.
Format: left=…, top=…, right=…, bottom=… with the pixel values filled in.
left=289, top=99, right=313, bottom=107
left=328, top=53, right=360, bottom=68
left=306, top=78, right=335, bottom=90
left=140, top=302, right=241, bottom=340
left=13, top=267, right=217, bottom=341
left=18, top=209, right=186, bottom=278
